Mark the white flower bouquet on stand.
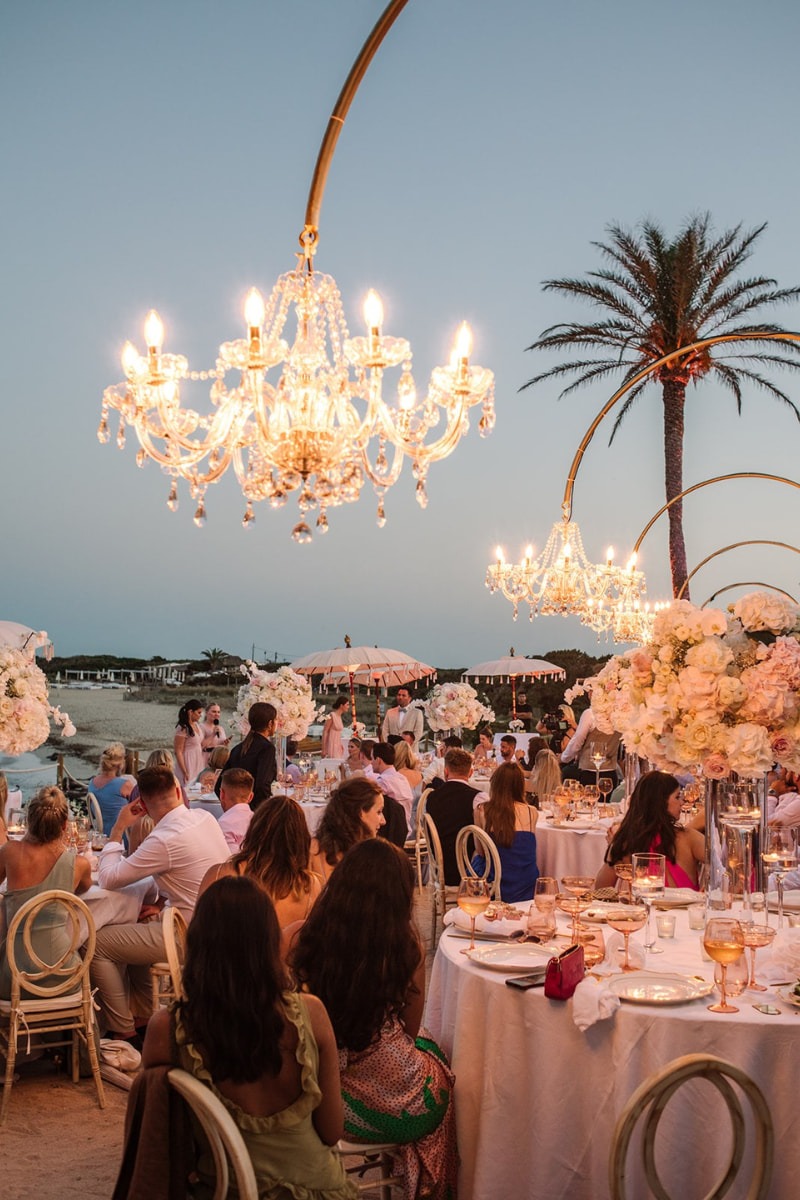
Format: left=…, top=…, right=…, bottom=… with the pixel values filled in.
left=424, top=682, right=494, bottom=734
left=0, top=647, right=75, bottom=755
left=233, top=663, right=323, bottom=741
left=572, top=592, right=800, bottom=779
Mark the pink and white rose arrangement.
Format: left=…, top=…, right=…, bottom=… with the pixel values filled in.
left=234, top=663, right=322, bottom=741
left=0, top=647, right=75, bottom=755
left=424, top=682, right=494, bottom=732
left=569, top=592, right=800, bottom=780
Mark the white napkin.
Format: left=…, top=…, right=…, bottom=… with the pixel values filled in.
left=572, top=976, right=620, bottom=1031
left=601, top=931, right=645, bottom=972
left=756, top=929, right=800, bottom=985
left=443, top=908, right=526, bottom=939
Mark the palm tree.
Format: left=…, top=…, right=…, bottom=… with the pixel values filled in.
left=523, top=216, right=800, bottom=597
left=201, top=647, right=227, bottom=673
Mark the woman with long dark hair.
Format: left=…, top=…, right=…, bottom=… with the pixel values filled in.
left=291, top=840, right=457, bottom=1200
left=309, top=777, right=385, bottom=882
left=173, top=699, right=205, bottom=786
left=217, top=702, right=277, bottom=808
left=475, top=761, right=539, bottom=901
left=199, top=794, right=323, bottom=927
left=595, top=770, right=704, bottom=889
left=142, top=876, right=354, bottom=1197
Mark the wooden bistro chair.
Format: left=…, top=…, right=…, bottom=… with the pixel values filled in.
left=455, top=824, right=503, bottom=901
left=423, top=814, right=459, bottom=945
left=609, top=1053, right=774, bottom=1200
left=404, top=786, right=432, bottom=894
left=0, top=889, right=105, bottom=1123
left=168, top=1068, right=258, bottom=1200
left=150, top=906, right=188, bottom=1010
left=337, top=1139, right=402, bottom=1199
left=87, top=792, right=103, bottom=834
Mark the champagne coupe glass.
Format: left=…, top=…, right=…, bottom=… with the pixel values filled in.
left=614, top=861, right=634, bottom=900
left=457, top=877, right=491, bottom=953
left=762, top=829, right=797, bottom=929
left=528, top=877, right=558, bottom=939
left=703, top=918, right=745, bottom=1013
left=741, top=922, right=777, bottom=991
left=631, top=853, right=666, bottom=955
left=560, top=876, right=595, bottom=941
left=606, top=904, right=648, bottom=972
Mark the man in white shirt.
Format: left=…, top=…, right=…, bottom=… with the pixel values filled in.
left=372, top=741, right=414, bottom=824
left=217, top=767, right=254, bottom=851
left=382, top=687, right=424, bottom=743
left=91, top=765, right=229, bottom=1043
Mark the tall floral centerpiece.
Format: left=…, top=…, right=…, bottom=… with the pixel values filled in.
left=424, top=682, right=494, bottom=738
left=0, top=647, right=75, bottom=755
left=572, top=591, right=800, bottom=895
left=234, top=663, right=323, bottom=775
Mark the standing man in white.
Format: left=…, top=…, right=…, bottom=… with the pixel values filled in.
left=382, top=686, right=424, bottom=743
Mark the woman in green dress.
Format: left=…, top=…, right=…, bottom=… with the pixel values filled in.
left=0, top=786, right=91, bottom=999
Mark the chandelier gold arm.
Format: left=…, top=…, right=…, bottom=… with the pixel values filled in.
left=560, top=330, right=800, bottom=521
left=303, top=0, right=412, bottom=248
left=702, top=582, right=798, bottom=608
left=676, top=540, right=800, bottom=600
left=631, top=473, right=800, bottom=557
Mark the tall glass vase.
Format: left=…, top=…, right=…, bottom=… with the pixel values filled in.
left=705, top=774, right=768, bottom=908
left=275, top=734, right=287, bottom=786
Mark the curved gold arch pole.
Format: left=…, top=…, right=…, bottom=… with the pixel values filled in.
left=302, top=0, right=411, bottom=257
left=702, top=582, right=798, bottom=608
left=631, top=473, right=800, bottom=557
left=560, top=331, right=800, bottom=521
left=676, top=540, right=800, bottom=599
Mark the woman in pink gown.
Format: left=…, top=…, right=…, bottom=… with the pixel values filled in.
left=595, top=770, right=705, bottom=890
left=321, top=697, right=349, bottom=759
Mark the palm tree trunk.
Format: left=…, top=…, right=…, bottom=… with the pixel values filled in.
left=661, top=379, right=689, bottom=598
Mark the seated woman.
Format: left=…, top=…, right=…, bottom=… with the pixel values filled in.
left=528, top=748, right=562, bottom=808
left=472, top=728, right=494, bottom=766
left=291, top=840, right=457, bottom=1200
left=142, top=876, right=355, bottom=1200
left=89, top=742, right=136, bottom=832
left=595, top=770, right=705, bottom=890
left=394, top=740, right=423, bottom=828
left=309, top=778, right=385, bottom=883
left=198, top=794, right=323, bottom=928
left=475, top=762, right=539, bottom=902
left=192, top=745, right=230, bottom=793
left=521, top=736, right=548, bottom=800
left=0, top=786, right=91, bottom=999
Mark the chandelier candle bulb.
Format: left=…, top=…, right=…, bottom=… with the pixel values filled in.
left=606, top=546, right=614, bottom=566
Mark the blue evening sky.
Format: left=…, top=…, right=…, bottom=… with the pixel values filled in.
left=2, top=0, right=799, bottom=665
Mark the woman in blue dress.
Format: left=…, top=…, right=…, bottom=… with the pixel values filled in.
left=475, top=762, right=539, bottom=902
left=88, top=743, right=136, bottom=833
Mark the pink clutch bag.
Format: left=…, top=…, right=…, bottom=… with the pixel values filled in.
left=544, top=943, right=585, bottom=1000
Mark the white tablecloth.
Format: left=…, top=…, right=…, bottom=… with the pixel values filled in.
left=188, top=795, right=223, bottom=819
left=425, top=906, right=799, bottom=1199
left=294, top=796, right=328, bottom=835
left=535, top=819, right=611, bottom=882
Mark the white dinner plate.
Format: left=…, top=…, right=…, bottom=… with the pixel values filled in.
left=766, top=892, right=800, bottom=912
left=776, top=986, right=800, bottom=1008
left=466, top=942, right=559, bottom=971
left=652, top=888, right=699, bottom=908
left=606, top=971, right=714, bottom=1005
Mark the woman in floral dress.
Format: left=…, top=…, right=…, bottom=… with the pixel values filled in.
left=292, top=839, right=457, bottom=1200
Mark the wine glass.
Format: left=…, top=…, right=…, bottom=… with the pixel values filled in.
left=703, top=918, right=745, bottom=1013
left=74, top=816, right=89, bottom=855
left=598, top=777, right=614, bottom=805
left=631, top=853, right=666, bottom=955
left=762, top=829, right=797, bottom=929
left=741, top=922, right=777, bottom=991
left=614, top=861, right=633, bottom=900
left=606, top=904, right=648, bottom=972
left=715, top=954, right=748, bottom=1001
left=559, top=876, right=595, bottom=941
left=527, top=877, right=558, bottom=939
left=457, top=877, right=491, bottom=953
left=582, top=785, right=599, bottom=820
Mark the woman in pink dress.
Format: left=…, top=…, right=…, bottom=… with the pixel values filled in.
left=321, top=697, right=349, bottom=759
left=595, top=770, right=705, bottom=889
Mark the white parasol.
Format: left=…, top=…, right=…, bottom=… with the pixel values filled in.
left=291, top=643, right=435, bottom=729
left=462, top=653, right=566, bottom=721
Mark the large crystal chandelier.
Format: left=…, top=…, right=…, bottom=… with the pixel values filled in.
left=97, top=0, right=494, bottom=542
left=485, top=514, right=648, bottom=640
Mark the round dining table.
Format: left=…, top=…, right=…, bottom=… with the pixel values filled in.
left=425, top=903, right=798, bottom=1199
left=534, top=816, right=612, bottom=882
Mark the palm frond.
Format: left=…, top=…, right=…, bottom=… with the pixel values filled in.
left=607, top=381, right=649, bottom=443
left=708, top=364, right=800, bottom=418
